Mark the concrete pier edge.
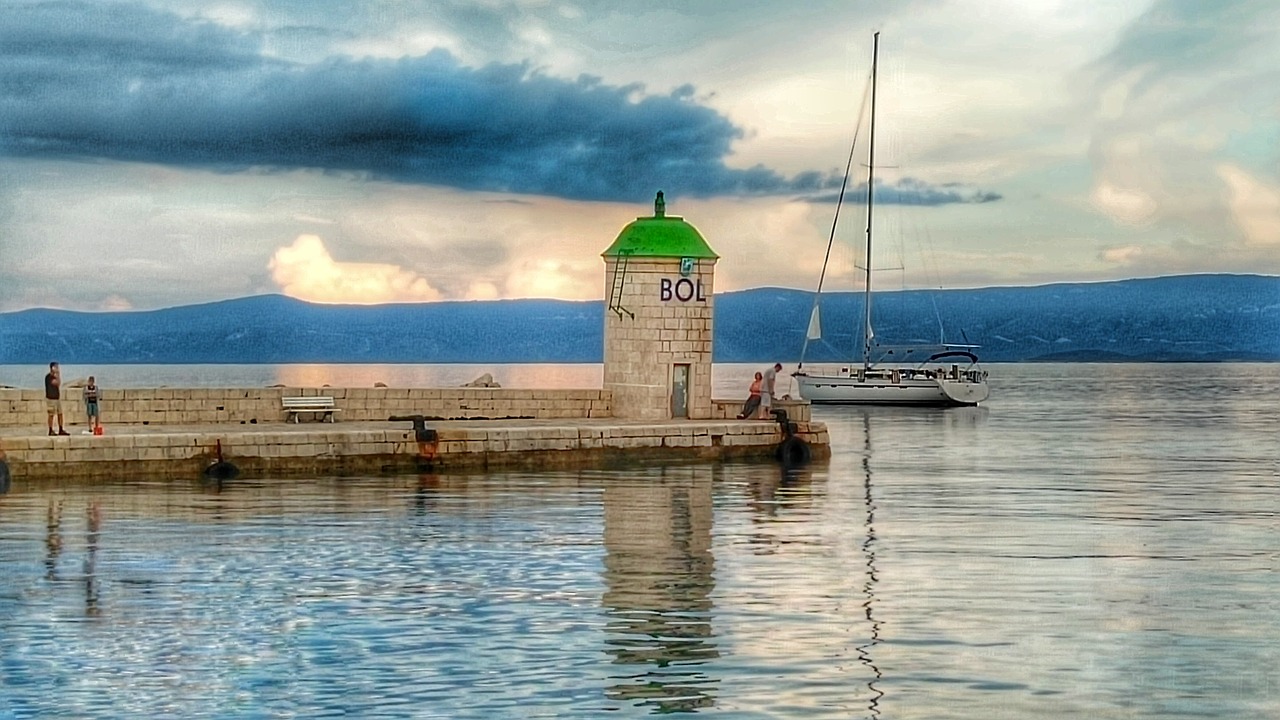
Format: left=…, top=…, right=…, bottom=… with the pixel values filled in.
left=0, top=416, right=829, bottom=482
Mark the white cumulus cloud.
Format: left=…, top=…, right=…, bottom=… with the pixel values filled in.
left=1090, top=180, right=1158, bottom=227
left=268, top=234, right=442, bottom=304
left=1217, top=164, right=1280, bottom=247
left=1100, top=245, right=1144, bottom=265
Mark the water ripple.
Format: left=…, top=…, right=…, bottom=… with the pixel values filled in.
left=1, top=364, right=1278, bottom=718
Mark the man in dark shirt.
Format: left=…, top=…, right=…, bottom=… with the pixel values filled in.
left=45, top=362, right=69, bottom=436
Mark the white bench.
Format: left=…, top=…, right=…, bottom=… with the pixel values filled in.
left=282, top=396, right=341, bottom=423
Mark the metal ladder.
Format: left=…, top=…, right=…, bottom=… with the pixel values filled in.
left=607, top=251, right=634, bottom=319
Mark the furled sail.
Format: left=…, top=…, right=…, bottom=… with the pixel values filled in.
left=806, top=305, right=822, bottom=340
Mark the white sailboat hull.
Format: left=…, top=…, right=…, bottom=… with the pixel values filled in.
left=794, top=371, right=989, bottom=407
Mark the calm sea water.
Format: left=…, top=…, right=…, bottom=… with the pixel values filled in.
left=1, top=363, right=1277, bottom=718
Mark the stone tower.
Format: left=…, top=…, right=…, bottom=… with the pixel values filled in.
left=602, top=191, right=719, bottom=420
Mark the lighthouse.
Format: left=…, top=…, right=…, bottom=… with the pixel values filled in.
left=601, top=192, right=719, bottom=420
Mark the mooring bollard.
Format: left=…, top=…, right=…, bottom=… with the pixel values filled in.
left=389, top=415, right=439, bottom=444
left=389, top=415, right=439, bottom=469
left=771, top=409, right=812, bottom=467
left=0, top=440, right=9, bottom=494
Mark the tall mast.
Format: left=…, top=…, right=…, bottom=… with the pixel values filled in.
left=862, top=31, right=879, bottom=372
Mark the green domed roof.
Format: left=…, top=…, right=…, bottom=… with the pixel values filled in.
left=601, top=192, right=719, bottom=259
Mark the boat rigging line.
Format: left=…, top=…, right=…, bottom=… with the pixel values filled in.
left=798, top=67, right=875, bottom=371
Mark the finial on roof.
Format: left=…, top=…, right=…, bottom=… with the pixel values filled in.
left=654, top=190, right=665, bottom=218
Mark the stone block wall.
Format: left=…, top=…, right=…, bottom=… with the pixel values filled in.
left=709, top=398, right=811, bottom=423
left=2, top=417, right=830, bottom=480
left=0, top=387, right=612, bottom=429
left=604, top=258, right=714, bottom=420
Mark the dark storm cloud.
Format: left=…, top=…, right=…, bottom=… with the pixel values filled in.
left=0, top=1, right=1001, bottom=205
left=1, top=1, right=267, bottom=77
left=808, top=178, right=1002, bottom=206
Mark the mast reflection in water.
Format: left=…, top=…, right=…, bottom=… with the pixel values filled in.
left=856, top=412, right=885, bottom=717
left=601, top=467, right=720, bottom=713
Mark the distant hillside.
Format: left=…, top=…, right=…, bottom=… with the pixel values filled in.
left=0, top=274, right=1276, bottom=364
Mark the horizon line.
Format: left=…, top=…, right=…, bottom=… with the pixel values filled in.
left=4, top=271, right=1274, bottom=315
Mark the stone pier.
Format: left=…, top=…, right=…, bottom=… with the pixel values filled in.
left=0, top=386, right=827, bottom=481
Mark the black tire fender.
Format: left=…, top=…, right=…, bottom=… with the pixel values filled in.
left=776, top=435, right=812, bottom=467
left=204, top=460, right=240, bottom=482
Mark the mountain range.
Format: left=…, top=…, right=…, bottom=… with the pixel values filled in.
left=1, top=274, right=1276, bottom=364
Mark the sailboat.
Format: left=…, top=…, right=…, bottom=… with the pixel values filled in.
left=793, top=32, right=990, bottom=407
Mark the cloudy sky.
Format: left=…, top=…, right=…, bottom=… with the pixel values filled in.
left=1, top=0, right=1277, bottom=311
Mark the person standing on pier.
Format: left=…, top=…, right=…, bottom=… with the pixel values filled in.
left=757, top=363, right=782, bottom=419
left=45, top=362, right=69, bottom=436
left=84, top=376, right=101, bottom=434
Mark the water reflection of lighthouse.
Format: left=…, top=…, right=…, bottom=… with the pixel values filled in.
left=601, top=466, right=720, bottom=712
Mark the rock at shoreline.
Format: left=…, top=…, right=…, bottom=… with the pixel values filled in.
left=462, top=373, right=501, bottom=388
